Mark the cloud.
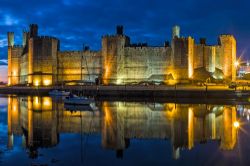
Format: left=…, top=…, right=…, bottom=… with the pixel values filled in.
left=0, top=59, right=7, bottom=66
left=3, top=14, right=19, bottom=26
left=0, top=39, right=7, bottom=48
left=0, top=65, right=7, bottom=82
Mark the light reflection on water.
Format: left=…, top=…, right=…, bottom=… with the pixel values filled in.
left=0, top=96, right=250, bottom=165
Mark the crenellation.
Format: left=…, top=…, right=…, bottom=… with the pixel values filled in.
left=12, top=45, right=24, bottom=48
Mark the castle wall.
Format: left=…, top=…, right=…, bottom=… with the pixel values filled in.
left=194, top=45, right=204, bottom=69
left=122, top=46, right=172, bottom=83
left=194, top=45, right=215, bottom=72
left=57, top=50, right=102, bottom=83
left=20, top=53, right=28, bottom=84
left=215, top=46, right=223, bottom=70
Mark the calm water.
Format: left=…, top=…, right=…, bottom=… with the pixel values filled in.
left=0, top=96, right=250, bottom=166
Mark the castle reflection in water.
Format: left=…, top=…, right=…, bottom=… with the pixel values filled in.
left=7, top=96, right=238, bottom=159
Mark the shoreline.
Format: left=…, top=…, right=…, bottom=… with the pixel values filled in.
left=0, top=85, right=249, bottom=99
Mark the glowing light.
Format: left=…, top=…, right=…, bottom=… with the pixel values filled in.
left=34, top=97, right=39, bottom=105
left=103, top=64, right=111, bottom=85
left=233, top=121, right=239, bottom=128
left=43, top=79, right=51, bottom=86
left=168, top=80, right=177, bottom=85
left=13, top=105, right=16, bottom=112
left=13, top=71, right=17, bottom=76
left=116, top=76, right=123, bottom=85
left=8, top=78, right=11, bottom=86
left=103, top=102, right=111, bottom=122
left=8, top=97, right=11, bottom=104
left=34, top=80, right=39, bottom=86
left=234, top=61, right=239, bottom=67
left=43, top=97, right=51, bottom=106
left=188, top=107, right=194, bottom=149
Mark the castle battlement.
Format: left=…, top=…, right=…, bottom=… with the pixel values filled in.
left=220, top=34, right=234, bottom=37
left=59, top=51, right=82, bottom=53
left=12, top=45, right=24, bottom=48
left=37, top=36, right=58, bottom=40
left=7, top=24, right=237, bottom=86
left=102, top=35, right=127, bottom=39
left=59, top=50, right=100, bottom=55
left=126, top=46, right=167, bottom=50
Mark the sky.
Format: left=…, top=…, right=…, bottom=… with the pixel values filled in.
left=0, top=0, right=249, bottom=82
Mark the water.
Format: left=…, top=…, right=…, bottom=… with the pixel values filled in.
left=0, top=95, right=250, bottom=166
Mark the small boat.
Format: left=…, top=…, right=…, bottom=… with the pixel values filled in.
left=64, top=94, right=94, bottom=105
left=49, top=90, right=70, bottom=96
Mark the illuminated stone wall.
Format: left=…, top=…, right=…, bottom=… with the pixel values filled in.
left=57, top=50, right=102, bottom=83
left=170, top=37, right=194, bottom=80
left=122, top=47, right=172, bottom=83
left=19, top=53, right=28, bottom=84
left=215, top=46, right=223, bottom=70
left=8, top=46, right=23, bottom=85
left=194, top=45, right=216, bottom=73
left=102, top=35, right=130, bottom=84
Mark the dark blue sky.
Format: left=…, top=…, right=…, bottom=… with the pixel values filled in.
left=0, top=0, right=249, bottom=61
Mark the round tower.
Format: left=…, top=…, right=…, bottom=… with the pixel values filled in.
left=172, top=25, right=180, bottom=39
left=7, top=32, right=14, bottom=47
left=22, top=31, right=29, bottom=47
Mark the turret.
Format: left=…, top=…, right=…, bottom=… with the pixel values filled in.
left=29, top=24, right=38, bottom=38
left=7, top=32, right=14, bottom=47
left=116, top=25, right=123, bottom=35
left=172, top=25, right=180, bottom=39
left=200, top=38, right=206, bottom=45
left=218, top=35, right=236, bottom=81
left=23, top=31, right=28, bottom=47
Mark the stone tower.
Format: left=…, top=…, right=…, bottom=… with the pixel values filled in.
left=29, top=24, right=38, bottom=38
left=219, top=35, right=236, bottom=81
left=172, top=25, right=180, bottom=39
left=22, top=31, right=28, bottom=47
left=7, top=32, right=14, bottom=47
left=7, top=32, right=23, bottom=85
left=172, top=36, right=194, bottom=80
left=102, top=26, right=130, bottom=84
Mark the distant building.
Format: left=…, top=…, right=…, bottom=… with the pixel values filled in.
left=7, top=24, right=236, bottom=86
left=238, top=61, right=250, bottom=77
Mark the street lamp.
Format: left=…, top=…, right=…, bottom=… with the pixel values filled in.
left=234, top=61, right=239, bottom=68
left=234, top=59, right=241, bottom=79
left=233, top=121, right=240, bottom=128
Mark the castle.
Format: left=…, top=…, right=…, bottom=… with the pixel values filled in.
left=7, top=24, right=236, bottom=86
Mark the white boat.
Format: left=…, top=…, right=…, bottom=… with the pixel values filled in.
left=49, top=90, right=70, bottom=96
left=64, top=95, right=94, bottom=105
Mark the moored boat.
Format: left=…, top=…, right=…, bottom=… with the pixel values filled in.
left=49, top=90, right=70, bottom=96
